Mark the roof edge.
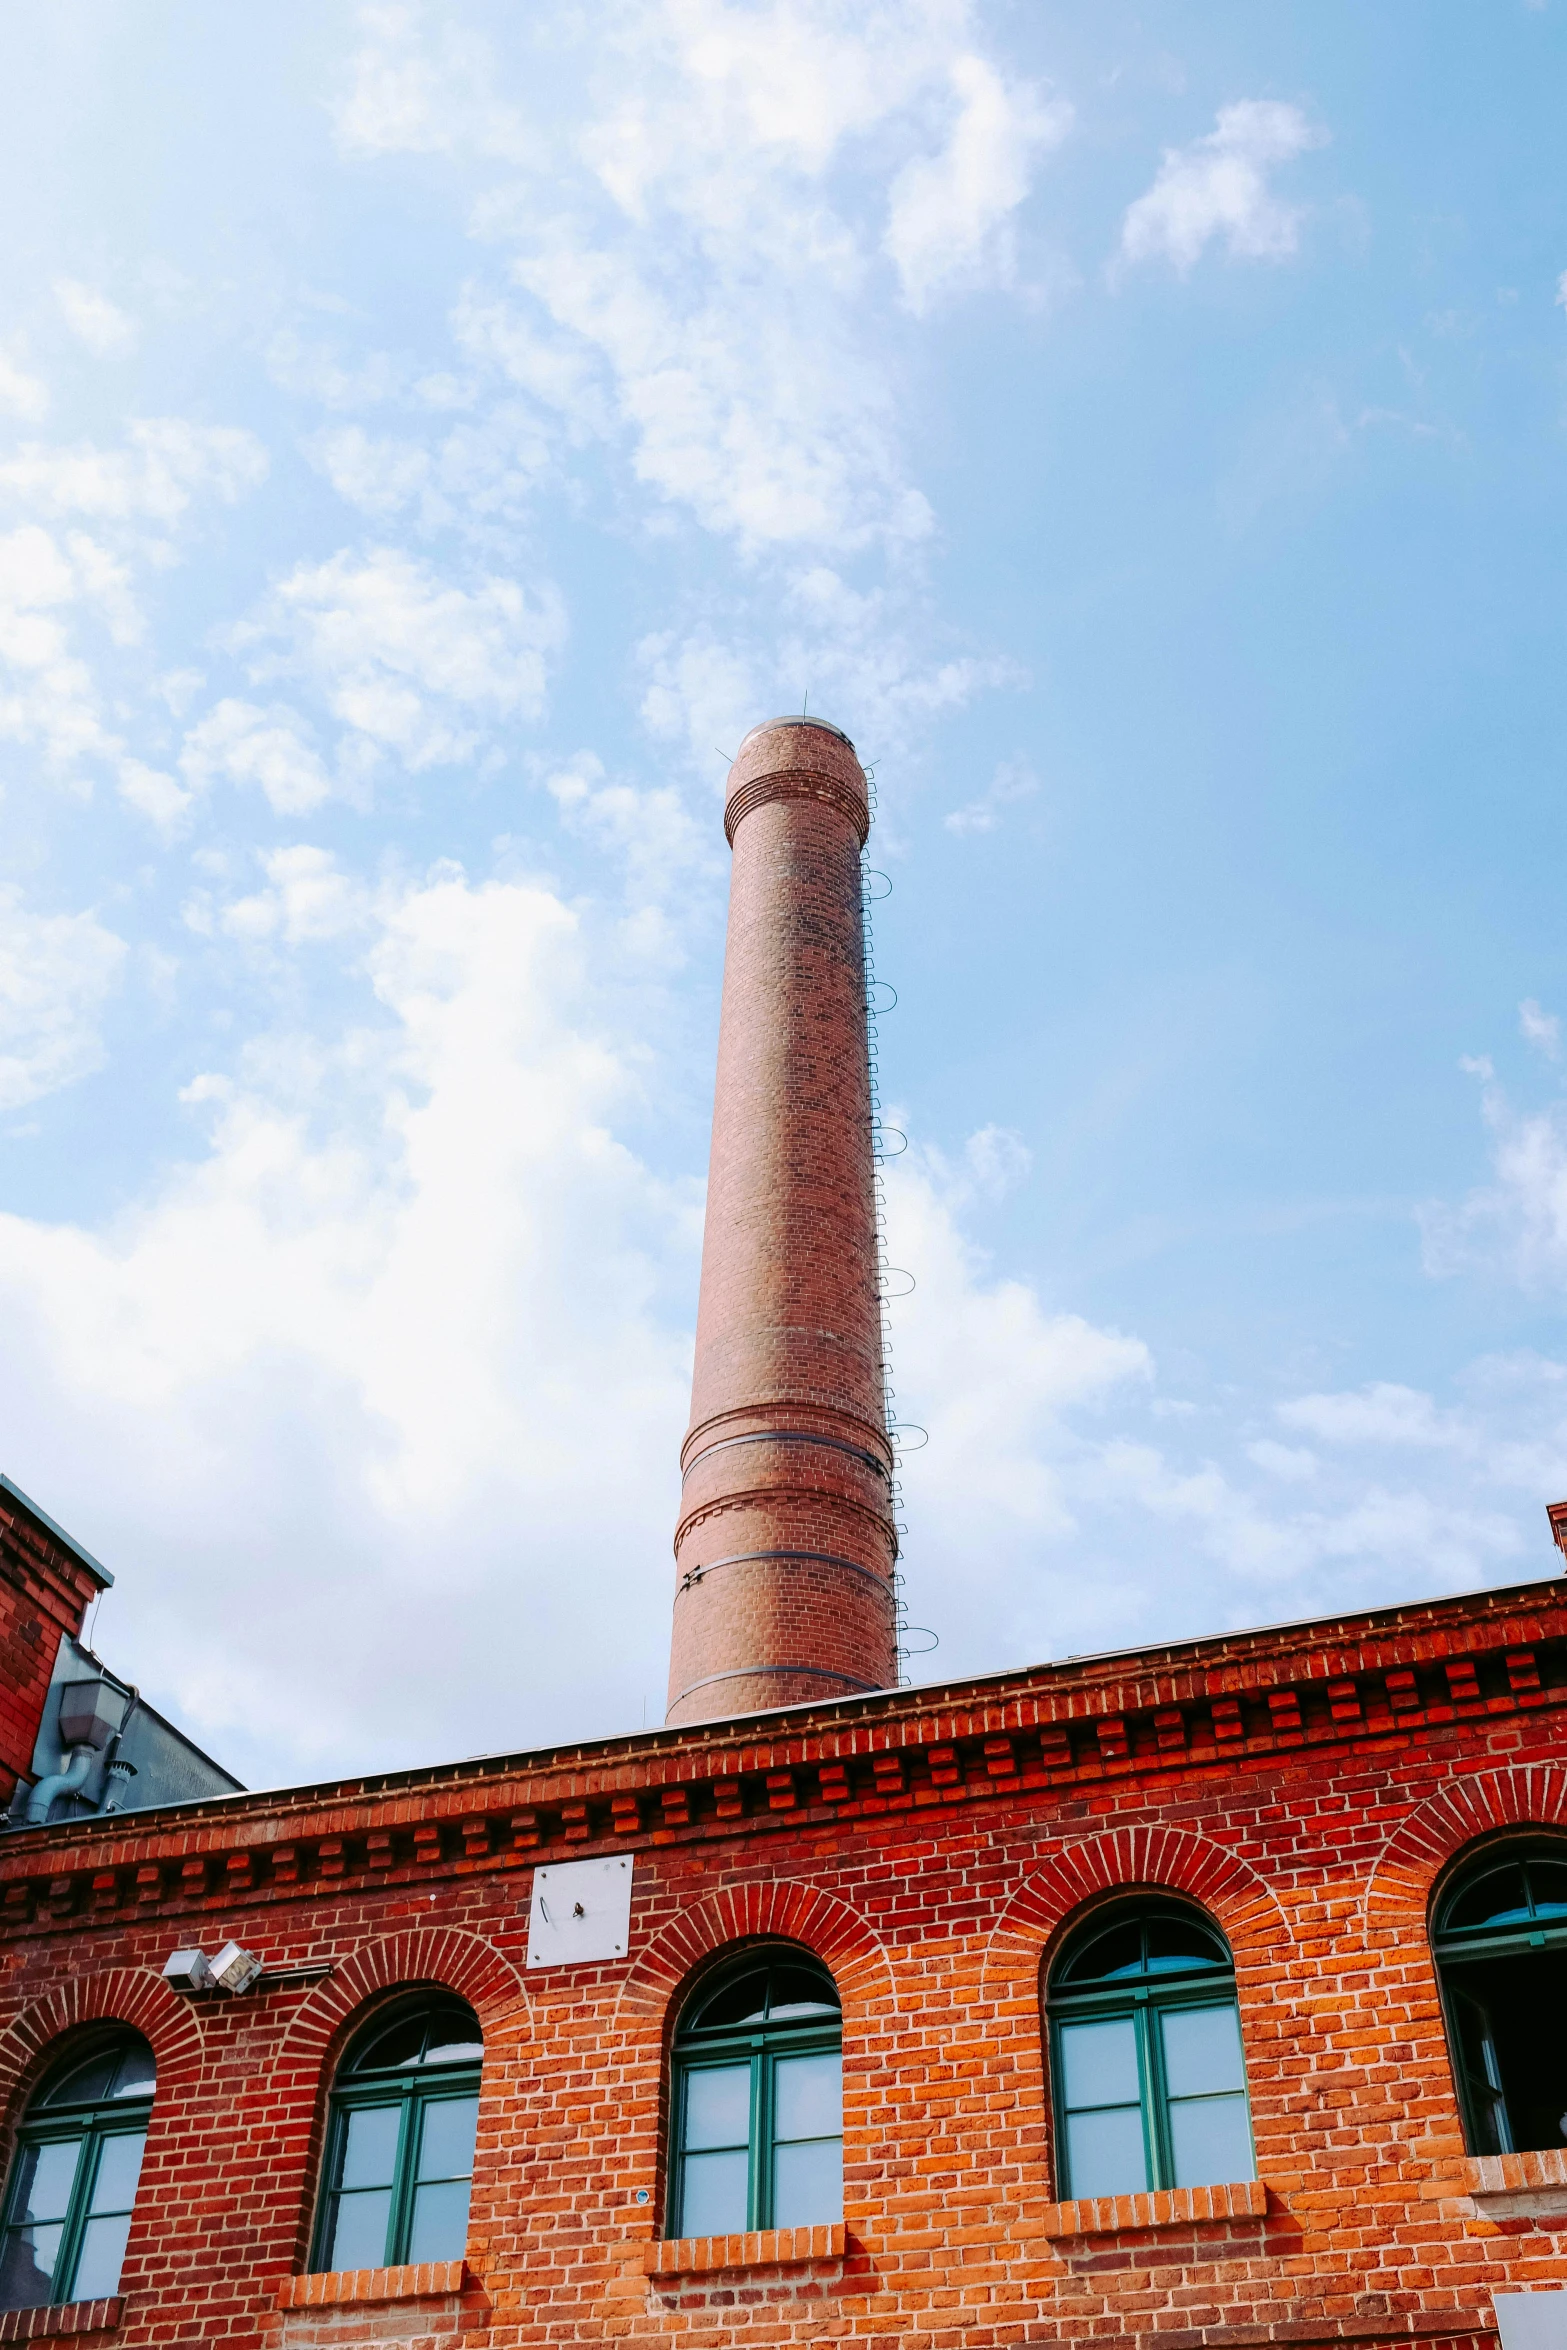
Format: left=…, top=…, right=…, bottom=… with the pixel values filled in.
left=0, top=1477, right=114, bottom=1589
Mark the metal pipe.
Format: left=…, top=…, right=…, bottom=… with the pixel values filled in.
left=25, top=1746, right=96, bottom=1826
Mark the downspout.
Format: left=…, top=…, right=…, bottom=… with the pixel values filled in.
left=25, top=1747, right=96, bottom=1826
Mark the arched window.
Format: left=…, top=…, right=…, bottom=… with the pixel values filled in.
left=313, top=1997, right=483, bottom=2274
left=1434, top=1841, right=1567, bottom=2156
left=0, top=2031, right=155, bottom=2311
left=668, top=1952, right=841, bottom=2239
left=1046, top=1901, right=1255, bottom=2203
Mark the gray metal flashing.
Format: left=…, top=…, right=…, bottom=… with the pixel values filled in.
left=0, top=1476, right=113, bottom=1588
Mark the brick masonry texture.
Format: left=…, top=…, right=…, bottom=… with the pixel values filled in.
left=0, top=1576, right=1565, bottom=2347
left=0, top=1489, right=102, bottom=1804
left=668, top=717, right=898, bottom=1726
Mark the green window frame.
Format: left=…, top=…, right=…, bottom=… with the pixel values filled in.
left=668, top=1952, right=842, bottom=2238
left=1047, top=1901, right=1255, bottom=2203
left=312, top=1997, right=483, bottom=2275
left=0, top=2031, right=156, bottom=2312
left=1433, top=1841, right=1567, bottom=2157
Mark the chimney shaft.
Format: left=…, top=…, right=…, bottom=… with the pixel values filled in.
left=667, top=717, right=897, bottom=1726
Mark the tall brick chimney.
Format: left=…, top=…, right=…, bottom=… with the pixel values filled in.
left=667, top=717, right=898, bottom=1726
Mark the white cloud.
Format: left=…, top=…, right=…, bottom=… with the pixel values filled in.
left=308, top=427, right=433, bottom=520
left=1119, top=100, right=1327, bottom=277
left=229, top=547, right=566, bottom=771
left=117, top=757, right=191, bottom=831
left=1278, top=1382, right=1450, bottom=1450
left=0, top=524, right=117, bottom=776
left=1422, top=1061, right=1567, bottom=1293
left=944, top=755, right=1037, bottom=834
left=0, top=859, right=694, bottom=1776
left=0, top=889, right=126, bottom=1110
left=334, top=1, right=530, bottom=162
left=1521, top=997, right=1561, bottom=1059
left=0, top=419, right=268, bottom=525
left=218, top=846, right=374, bottom=944
left=336, top=1, right=1050, bottom=552
left=544, top=751, right=714, bottom=912
left=0, top=346, right=48, bottom=423
left=886, top=55, right=1070, bottom=313
left=54, top=280, right=137, bottom=358
left=1246, top=1439, right=1318, bottom=1483
left=180, top=699, right=335, bottom=815
left=1556, top=268, right=1567, bottom=313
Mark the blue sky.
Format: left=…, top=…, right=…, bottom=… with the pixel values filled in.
left=3, top=0, right=1566, bottom=1789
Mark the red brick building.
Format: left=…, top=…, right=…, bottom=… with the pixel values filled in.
left=0, top=719, right=1564, bottom=2350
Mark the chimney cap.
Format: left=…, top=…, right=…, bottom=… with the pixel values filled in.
left=738, top=714, right=856, bottom=753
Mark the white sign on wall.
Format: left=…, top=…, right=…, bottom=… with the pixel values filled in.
left=1496, top=2292, right=1567, bottom=2350
left=526, top=1855, right=635, bottom=1968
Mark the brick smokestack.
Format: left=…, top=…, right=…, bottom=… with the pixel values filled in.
left=667, top=717, right=898, bottom=1726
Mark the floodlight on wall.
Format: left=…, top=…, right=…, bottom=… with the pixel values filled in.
left=208, top=1940, right=264, bottom=1995
left=163, top=1948, right=213, bottom=1994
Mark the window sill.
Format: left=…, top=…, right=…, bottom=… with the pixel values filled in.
left=276, top=2263, right=470, bottom=2309
left=1466, top=2148, right=1567, bottom=2220
left=1040, top=2179, right=1268, bottom=2239
left=642, top=2224, right=846, bottom=2277
left=0, top=2302, right=123, bottom=2343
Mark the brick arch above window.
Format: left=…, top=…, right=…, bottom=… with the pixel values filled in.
left=273, top=1924, right=528, bottom=2086
left=981, top=1825, right=1290, bottom=2008
left=612, top=1878, right=896, bottom=2038
left=0, top=1967, right=204, bottom=2123
left=1364, top=1764, right=1567, bottom=1943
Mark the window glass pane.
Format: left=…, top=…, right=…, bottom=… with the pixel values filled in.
left=417, top=2097, right=477, bottom=2183
left=350, top=2016, right=427, bottom=2073
left=407, top=2179, right=470, bottom=2262
left=680, top=2149, right=749, bottom=2237
left=1168, top=2093, right=1254, bottom=2188
left=72, top=2211, right=133, bottom=2299
left=107, top=2041, right=156, bottom=2101
left=1446, top=1862, right=1530, bottom=1932
left=420, top=2014, right=483, bottom=2067
left=1059, top=2017, right=1140, bottom=2110
left=691, top=1971, right=770, bottom=2031
left=1145, top=1917, right=1228, bottom=1974
left=39, top=2053, right=119, bottom=2111
left=1064, top=2106, right=1147, bottom=2200
left=684, top=2065, right=751, bottom=2152
left=1061, top=1921, right=1144, bottom=1983
left=0, top=2223, right=64, bottom=2310
left=323, top=2188, right=392, bottom=2272
left=774, top=2136, right=842, bottom=2226
left=765, top=1968, right=839, bottom=2021
left=1527, top=1861, right=1567, bottom=1919
left=773, top=2053, right=841, bottom=2144
left=337, top=2103, right=400, bottom=2190
left=1160, top=2005, right=1245, bottom=2099
left=9, top=2140, right=82, bottom=2226
left=89, top=2133, right=146, bottom=2214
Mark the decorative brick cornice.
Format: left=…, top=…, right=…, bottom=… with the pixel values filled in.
left=1, top=1583, right=1563, bottom=1932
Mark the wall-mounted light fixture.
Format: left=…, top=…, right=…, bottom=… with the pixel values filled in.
left=163, top=1941, right=263, bottom=1996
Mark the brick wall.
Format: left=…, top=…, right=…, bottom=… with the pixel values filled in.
left=0, top=1577, right=1560, bottom=2347
left=0, top=1488, right=105, bottom=1804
